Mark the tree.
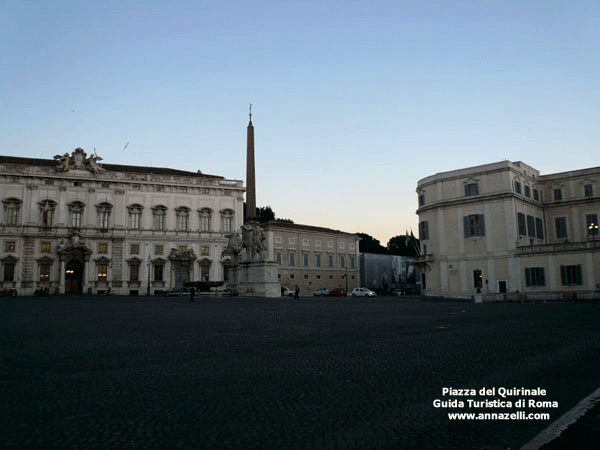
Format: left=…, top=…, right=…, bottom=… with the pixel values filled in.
left=387, top=233, right=420, bottom=257
left=255, top=206, right=275, bottom=223
left=358, top=233, right=388, bottom=254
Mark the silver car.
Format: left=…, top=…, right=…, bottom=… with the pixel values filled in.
left=313, top=288, right=329, bottom=296
left=351, top=288, right=377, bottom=297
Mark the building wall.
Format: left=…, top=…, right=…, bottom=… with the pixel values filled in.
left=263, top=222, right=360, bottom=296
left=0, top=151, right=244, bottom=295
left=417, top=161, right=600, bottom=298
left=359, top=253, right=418, bottom=293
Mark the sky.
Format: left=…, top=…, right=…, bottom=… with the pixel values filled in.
left=2, top=0, right=599, bottom=246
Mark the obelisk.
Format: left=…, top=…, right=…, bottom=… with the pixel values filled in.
left=246, top=104, right=256, bottom=222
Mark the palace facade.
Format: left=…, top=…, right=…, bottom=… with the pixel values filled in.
left=416, top=161, right=600, bottom=299
left=0, top=149, right=244, bottom=295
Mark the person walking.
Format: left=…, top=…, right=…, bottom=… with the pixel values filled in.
left=189, top=286, right=196, bottom=303
left=294, top=285, right=300, bottom=300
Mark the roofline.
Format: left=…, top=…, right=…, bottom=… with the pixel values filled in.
left=262, top=220, right=360, bottom=238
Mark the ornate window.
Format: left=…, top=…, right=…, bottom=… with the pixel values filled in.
left=68, top=201, right=85, bottom=228
left=199, top=260, right=211, bottom=281
left=176, top=207, right=190, bottom=232
left=130, top=244, right=140, bottom=255
left=97, top=262, right=108, bottom=281
left=39, top=259, right=52, bottom=281
left=220, top=209, right=234, bottom=233
left=152, top=206, right=167, bottom=231
left=3, top=198, right=22, bottom=226
left=41, top=242, right=51, bottom=253
left=201, top=246, right=210, bottom=256
left=128, top=259, right=141, bottom=282
left=199, top=208, right=212, bottom=232
left=5, top=241, right=16, bottom=252
left=153, top=263, right=164, bottom=281
left=155, top=245, right=163, bottom=255
left=3, top=261, right=16, bottom=281
left=98, top=243, right=108, bottom=254
left=96, top=202, right=112, bottom=229
left=39, top=200, right=57, bottom=227
left=128, top=204, right=143, bottom=230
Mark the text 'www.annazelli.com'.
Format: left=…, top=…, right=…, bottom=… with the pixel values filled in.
left=448, top=412, right=550, bottom=420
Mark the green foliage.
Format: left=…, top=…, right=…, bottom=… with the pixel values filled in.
left=387, top=234, right=420, bottom=257
left=358, top=233, right=388, bottom=254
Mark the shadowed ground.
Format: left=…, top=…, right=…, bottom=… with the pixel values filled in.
left=1, top=295, right=599, bottom=449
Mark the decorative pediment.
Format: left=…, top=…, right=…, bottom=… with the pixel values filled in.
left=36, top=255, right=55, bottom=263
left=53, top=148, right=105, bottom=175
left=126, top=257, right=143, bottom=264
left=93, top=256, right=111, bottom=264
left=56, top=230, right=93, bottom=255
left=168, top=248, right=197, bottom=261
left=0, top=255, right=18, bottom=263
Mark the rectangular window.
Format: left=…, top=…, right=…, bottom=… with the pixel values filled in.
left=176, top=214, right=189, bottom=231
left=340, top=254, right=345, bottom=268
left=179, top=187, right=187, bottom=193
left=154, top=264, right=164, bottom=281
left=418, top=194, right=425, bottom=206
left=514, top=181, right=522, bottom=194
left=525, top=267, right=545, bottom=286
left=328, top=254, right=334, bottom=267
left=130, top=212, right=141, bottom=230
left=222, top=216, right=232, bottom=233
left=584, top=184, right=594, bottom=198
left=350, top=255, right=355, bottom=269
left=72, top=211, right=82, bottom=228
left=289, top=238, right=295, bottom=245
left=200, top=215, right=211, bottom=232
left=45, top=179, right=54, bottom=185
left=98, top=243, right=108, bottom=254
left=527, top=215, right=536, bottom=238
left=6, top=207, right=18, bottom=225
left=302, top=239, right=309, bottom=246
left=130, top=265, right=139, bottom=282
left=561, top=265, right=582, bottom=286
left=524, top=185, right=531, bottom=198
left=5, top=241, right=16, bottom=252
left=555, top=217, right=568, bottom=239
left=97, top=264, right=108, bottom=281
left=535, top=217, right=544, bottom=240
left=315, top=240, right=321, bottom=248
left=303, top=252, right=309, bottom=267
left=327, top=241, right=333, bottom=248
left=178, top=246, right=186, bottom=253
left=41, top=242, right=51, bottom=253
left=153, top=212, right=165, bottom=231
left=99, top=212, right=110, bottom=229
left=463, top=214, right=485, bottom=238
left=303, top=274, right=308, bottom=280
left=316, top=253, right=322, bottom=267
left=155, top=185, right=165, bottom=192
left=201, top=246, right=210, bottom=256
left=553, top=188, right=562, bottom=201
left=4, top=263, right=15, bottom=281
left=289, top=251, right=295, bottom=266
left=517, top=213, right=527, bottom=236
left=130, top=244, right=139, bottom=255
left=533, top=189, right=539, bottom=201
left=155, top=245, right=163, bottom=255
left=42, top=209, right=54, bottom=226
left=316, top=274, right=321, bottom=280
left=101, top=183, right=110, bottom=189
left=419, top=221, right=429, bottom=241
left=74, top=181, right=83, bottom=187
left=40, top=264, right=51, bottom=281
left=200, top=264, right=209, bottom=281
left=290, top=273, right=295, bottom=280
left=131, top=184, right=141, bottom=191
left=275, top=236, right=282, bottom=244
left=465, top=183, right=478, bottom=196
left=276, top=251, right=282, bottom=265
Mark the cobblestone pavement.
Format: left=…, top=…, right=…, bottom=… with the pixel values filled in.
left=1, top=295, right=599, bottom=450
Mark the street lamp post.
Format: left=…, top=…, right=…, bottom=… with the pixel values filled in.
left=147, top=256, right=151, bottom=296
left=345, top=267, right=348, bottom=294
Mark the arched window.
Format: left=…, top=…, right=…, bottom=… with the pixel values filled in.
left=96, top=202, right=113, bottom=229
left=127, top=204, right=144, bottom=230
left=39, top=200, right=57, bottom=227
left=220, top=209, right=234, bottom=233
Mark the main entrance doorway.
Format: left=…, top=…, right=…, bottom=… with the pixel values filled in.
left=65, top=259, right=84, bottom=294
left=175, top=265, right=190, bottom=290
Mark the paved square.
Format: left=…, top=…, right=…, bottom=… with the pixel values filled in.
left=1, top=295, right=600, bottom=449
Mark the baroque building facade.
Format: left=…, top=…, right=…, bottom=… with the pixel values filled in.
left=416, top=161, right=600, bottom=299
left=262, top=221, right=360, bottom=295
left=0, top=149, right=244, bottom=295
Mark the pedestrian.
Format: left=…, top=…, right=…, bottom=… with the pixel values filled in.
left=189, top=286, right=196, bottom=303
left=294, top=285, right=300, bottom=300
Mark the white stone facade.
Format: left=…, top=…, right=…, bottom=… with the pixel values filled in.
left=0, top=149, right=244, bottom=295
left=416, top=161, right=600, bottom=298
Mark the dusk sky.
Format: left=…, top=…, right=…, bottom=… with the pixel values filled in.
left=2, top=0, right=599, bottom=245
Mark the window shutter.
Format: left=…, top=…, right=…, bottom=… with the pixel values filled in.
left=525, top=268, right=531, bottom=287
left=479, top=215, right=485, bottom=236
left=560, top=266, right=567, bottom=285
left=576, top=265, right=583, bottom=285
left=540, top=268, right=545, bottom=286
left=463, top=216, right=470, bottom=238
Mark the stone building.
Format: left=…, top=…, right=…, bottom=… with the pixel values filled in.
left=0, top=148, right=244, bottom=295
left=262, top=221, right=360, bottom=295
left=416, top=161, right=600, bottom=298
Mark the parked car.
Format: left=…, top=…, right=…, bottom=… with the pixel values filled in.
left=281, top=287, right=294, bottom=297
left=351, top=287, right=377, bottom=297
left=0, top=288, right=17, bottom=297
left=328, top=288, right=347, bottom=297
left=313, top=288, right=329, bottom=296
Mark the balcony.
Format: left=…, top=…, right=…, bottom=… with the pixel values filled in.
left=517, top=239, right=600, bottom=255
left=415, top=253, right=434, bottom=264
